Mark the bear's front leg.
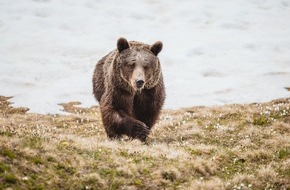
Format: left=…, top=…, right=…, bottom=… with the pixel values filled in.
left=100, top=105, right=149, bottom=141
left=119, top=116, right=150, bottom=141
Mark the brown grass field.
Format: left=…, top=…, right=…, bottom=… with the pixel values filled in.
left=0, top=95, right=289, bottom=190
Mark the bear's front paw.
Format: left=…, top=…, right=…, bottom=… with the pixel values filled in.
left=120, top=117, right=150, bottom=142
left=131, top=122, right=150, bottom=142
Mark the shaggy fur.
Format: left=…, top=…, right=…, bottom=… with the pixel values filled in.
left=92, top=37, right=165, bottom=141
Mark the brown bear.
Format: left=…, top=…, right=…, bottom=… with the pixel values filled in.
left=92, top=37, right=165, bottom=142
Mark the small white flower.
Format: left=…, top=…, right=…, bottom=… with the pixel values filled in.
left=164, top=115, right=173, bottom=121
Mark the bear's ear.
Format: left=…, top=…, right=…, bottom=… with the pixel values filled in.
left=117, top=37, right=130, bottom=53
left=150, top=41, right=163, bottom=56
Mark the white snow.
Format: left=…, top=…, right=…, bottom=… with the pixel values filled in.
left=0, top=0, right=290, bottom=114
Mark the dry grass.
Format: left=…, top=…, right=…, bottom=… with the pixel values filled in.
left=0, top=95, right=290, bottom=190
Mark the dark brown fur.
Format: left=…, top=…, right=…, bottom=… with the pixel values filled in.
left=92, top=38, right=165, bottom=141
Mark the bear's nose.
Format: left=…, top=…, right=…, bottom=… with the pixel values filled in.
left=135, top=80, right=144, bottom=88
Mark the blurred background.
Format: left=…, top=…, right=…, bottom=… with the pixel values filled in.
left=0, top=0, right=289, bottom=113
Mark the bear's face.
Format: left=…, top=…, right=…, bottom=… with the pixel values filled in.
left=116, top=38, right=163, bottom=92
left=118, top=50, right=158, bottom=91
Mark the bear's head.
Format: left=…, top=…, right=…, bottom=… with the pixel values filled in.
left=115, top=37, right=163, bottom=92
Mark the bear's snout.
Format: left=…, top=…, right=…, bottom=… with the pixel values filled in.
left=131, top=66, right=145, bottom=90
left=135, top=79, right=145, bottom=89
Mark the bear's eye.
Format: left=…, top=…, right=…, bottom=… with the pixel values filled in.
left=127, top=62, right=135, bottom=69
left=144, top=65, right=149, bottom=70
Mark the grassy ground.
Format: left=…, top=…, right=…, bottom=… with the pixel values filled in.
left=0, top=95, right=289, bottom=190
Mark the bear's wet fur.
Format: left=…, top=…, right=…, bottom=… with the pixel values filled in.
left=92, top=37, right=165, bottom=141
